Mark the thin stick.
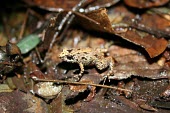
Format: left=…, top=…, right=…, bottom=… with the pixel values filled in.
left=0, top=62, right=22, bottom=66
left=44, top=0, right=90, bottom=60
left=19, top=10, right=28, bottom=39
left=33, top=78, right=132, bottom=92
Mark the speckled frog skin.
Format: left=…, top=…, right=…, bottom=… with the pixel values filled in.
left=59, top=48, right=115, bottom=77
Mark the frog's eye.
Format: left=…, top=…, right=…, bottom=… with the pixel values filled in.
left=66, top=56, right=73, bottom=60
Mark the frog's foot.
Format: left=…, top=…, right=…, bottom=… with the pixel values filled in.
left=102, top=70, right=114, bottom=84
left=102, top=75, right=108, bottom=85
left=72, top=73, right=83, bottom=81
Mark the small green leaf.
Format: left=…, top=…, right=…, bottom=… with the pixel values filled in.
left=17, top=34, right=40, bottom=54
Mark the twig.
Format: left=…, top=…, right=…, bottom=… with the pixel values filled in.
left=0, top=62, right=22, bottom=66
left=19, top=9, right=44, bottom=40
left=33, top=78, right=132, bottom=92
left=19, top=10, right=28, bottom=39
left=44, top=0, right=91, bottom=60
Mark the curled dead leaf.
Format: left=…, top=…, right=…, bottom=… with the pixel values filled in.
left=124, top=0, right=169, bottom=8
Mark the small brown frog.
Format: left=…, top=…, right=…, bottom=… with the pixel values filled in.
left=59, top=48, right=115, bottom=78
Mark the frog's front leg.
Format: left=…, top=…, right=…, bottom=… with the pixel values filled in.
left=78, top=62, right=84, bottom=76
left=72, top=63, right=84, bottom=81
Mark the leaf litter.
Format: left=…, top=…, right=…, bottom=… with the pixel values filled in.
left=1, top=0, right=170, bottom=113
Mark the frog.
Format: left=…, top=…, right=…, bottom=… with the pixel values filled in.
left=59, top=47, right=115, bottom=78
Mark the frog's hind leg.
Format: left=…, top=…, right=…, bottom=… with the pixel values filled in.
left=101, top=57, right=115, bottom=84
left=106, top=56, right=115, bottom=78
left=95, top=56, right=115, bottom=84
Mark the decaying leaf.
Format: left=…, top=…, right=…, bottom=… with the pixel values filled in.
left=23, top=0, right=80, bottom=11
left=72, top=8, right=168, bottom=58
left=17, top=34, right=40, bottom=54
left=0, top=91, right=49, bottom=113
left=124, top=0, right=169, bottom=8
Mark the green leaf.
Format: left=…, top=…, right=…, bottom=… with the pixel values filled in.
left=17, top=34, right=40, bottom=54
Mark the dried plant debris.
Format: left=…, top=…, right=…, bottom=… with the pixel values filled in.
left=1, top=0, right=170, bottom=113
left=0, top=90, right=48, bottom=113
left=0, top=41, right=23, bottom=77
left=124, top=0, right=169, bottom=8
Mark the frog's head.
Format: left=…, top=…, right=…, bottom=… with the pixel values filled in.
left=59, top=48, right=74, bottom=62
